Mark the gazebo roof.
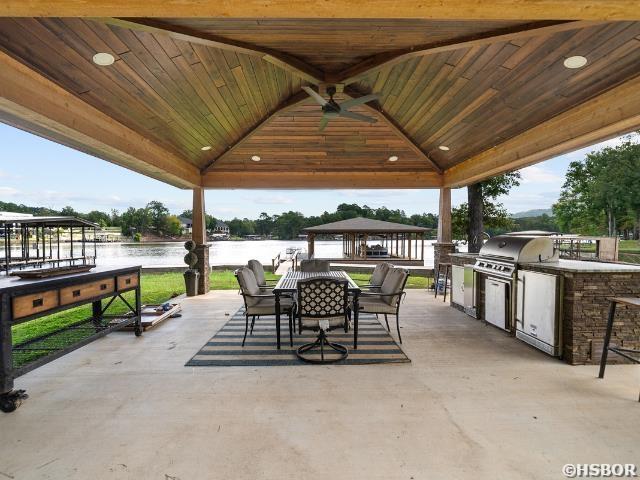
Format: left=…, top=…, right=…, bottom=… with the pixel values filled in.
left=303, top=217, right=429, bottom=234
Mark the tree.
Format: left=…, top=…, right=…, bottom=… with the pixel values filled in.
left=553, top=135, right=640, bottom=237
left=274, top=211, right=306, bottom=239
left=146, top=200, right=169, bottom=233
left=463, top=172, right=521, bottom=251
left=164, top=215, right=183, bottom=236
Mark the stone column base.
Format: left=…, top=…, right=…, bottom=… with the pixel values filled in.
left=433, top=242, right=456, bottom=272
left=194, top=244, right=210, bottom=295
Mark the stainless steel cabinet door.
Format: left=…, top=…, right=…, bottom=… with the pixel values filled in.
left=451, top=265, right=464, bottom=306
left=484, top=278, right=508, bottom=330
left=517, top=270, right=559, bottom=346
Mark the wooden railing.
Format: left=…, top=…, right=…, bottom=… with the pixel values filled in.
left=271, top=252, right=281, bottom=272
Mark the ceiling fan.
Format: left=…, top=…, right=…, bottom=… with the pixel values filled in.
left=302, top=86, right=379, bottom=131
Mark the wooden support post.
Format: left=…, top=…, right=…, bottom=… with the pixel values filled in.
left=192, top=188, right=210, bottom=295
left=435, top=187, right=455, bottom=273
left=307, top=233, right=315, bottom=259
left=351, top=234, right=356, bottom=260
left=408, top=234, right=412, bottom=260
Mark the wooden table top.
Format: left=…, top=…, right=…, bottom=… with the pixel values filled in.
left=610, top=297, right=640, bottom=308
left=273, top=270, right=360, bottom=292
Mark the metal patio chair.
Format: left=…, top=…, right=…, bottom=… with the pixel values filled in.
left=247, top=259, right=277, bottom=290
left=235, top=267, right=295, bottom=347
left=354, top=267, right=409, bottom=343
left=363, top=262, right=393, bottom=291
left=295, top=277, right=350, bottom=363
left=299, top=259, right=330, bottom=272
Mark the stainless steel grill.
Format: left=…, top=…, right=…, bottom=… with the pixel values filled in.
left=473, top=235, right=559, bottom=333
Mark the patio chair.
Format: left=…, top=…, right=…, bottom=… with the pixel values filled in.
left=299, top=259, right=330, bottom=272
left=354, top=267, right=409, bottom=343
left=364, top=262, right=393, bottom=291
left=235, top=267, right=295, bottom=347
left=247, top=259, right=277, bottom=290
left=295, top=277, right=350, bottom=363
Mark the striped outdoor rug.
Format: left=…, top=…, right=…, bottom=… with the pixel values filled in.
left=186, top=307, right=410, bottom=366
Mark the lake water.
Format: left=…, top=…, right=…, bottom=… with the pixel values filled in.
left=8, top=239, right=453, bottom=268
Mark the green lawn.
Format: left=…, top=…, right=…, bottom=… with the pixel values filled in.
left=12, top=269, right=431, bottom=346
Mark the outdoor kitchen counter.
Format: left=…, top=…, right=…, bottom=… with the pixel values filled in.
left=520, top=259, right=640, bottom=273
left=519, top=260, right=640, bottom=364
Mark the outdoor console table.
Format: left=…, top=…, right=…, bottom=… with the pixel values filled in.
left=273, top=270, right=361, bottom=350
left=0, top=266, right=142, bottom=412
left=598, top=297, right=640, bottom=402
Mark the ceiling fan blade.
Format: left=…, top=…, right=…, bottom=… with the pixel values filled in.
left=302, top=86, right=328, bottom=106
left=339, top=93, right=380, bottom=110
left=318, top=116, right=329, bottom=131
left=339, top=110, right=377, bottom=124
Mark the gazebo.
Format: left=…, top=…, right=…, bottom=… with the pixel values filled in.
left=1, top=3, right=639, bottom=292
left=303, top=217, right=429, bottom=265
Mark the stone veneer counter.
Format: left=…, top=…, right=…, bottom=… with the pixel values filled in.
left=520, top=260, right=640, bottom=365
left=520, top=259, right=640, bottom=273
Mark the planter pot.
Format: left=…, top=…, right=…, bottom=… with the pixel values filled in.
left=184, top=270, right=200, bottom=297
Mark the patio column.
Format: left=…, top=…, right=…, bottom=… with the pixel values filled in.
left=434, top=187, right=456, bottom=273
left=307, top=233, right=315, bottom=259
left=192, top=187, right=210, bottom=295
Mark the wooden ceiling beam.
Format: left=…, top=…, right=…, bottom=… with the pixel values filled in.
left=202, top=90, right=310, bottom=173
left=203, top=171, right=443, bottom=189
left=2, top=1, right=639, bottom=20
left=336, top=20, right=604, bottom=85
left=95, top=17, right=324, bottom=85
left=344, top=88, right=442, bottom=173
left=0, top=49, right=201, bottom=189
left=444, top=75, right=640, bottom=188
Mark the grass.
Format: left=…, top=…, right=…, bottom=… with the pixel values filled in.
left=12, top=269, right=431, bottom=346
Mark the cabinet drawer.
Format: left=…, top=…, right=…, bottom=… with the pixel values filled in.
left=60, top=279, right=115, bottom=305
left=13, top=290, right=59, bottom=319
left=117, top=273, right=138, bottom=291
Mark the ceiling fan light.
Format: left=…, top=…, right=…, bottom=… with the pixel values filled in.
left=201, top=145, right=212, bottom=151
left=251, top=155, right=261, bottom=162
left=388, top=155, right=399, bottom=162
left=438, top=145, right=450, bottom=151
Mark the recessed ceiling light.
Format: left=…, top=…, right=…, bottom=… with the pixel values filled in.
left=201, top=146, right=212, bottom=151
left=438, top=145, right=450, bottom=151
left=563, top=55, right=587, bottom=69
left=251, top=155, right=261, bottom=162
left=92, top=52, right=115, bottom=66
left=388, top=155, right=399, bottom=162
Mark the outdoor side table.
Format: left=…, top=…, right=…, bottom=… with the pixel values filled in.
left=598, top=297, right=640, bottom=402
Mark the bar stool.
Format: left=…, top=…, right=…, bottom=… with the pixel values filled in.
left=434, top=262, right=451, bottom=303
left=598, top=297, right=640, bottom=402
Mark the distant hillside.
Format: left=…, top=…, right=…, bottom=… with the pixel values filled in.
left=512, top=208, right=553, bottom=218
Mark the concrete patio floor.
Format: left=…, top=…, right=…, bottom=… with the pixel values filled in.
left=1, top=290, right=639, bottom=479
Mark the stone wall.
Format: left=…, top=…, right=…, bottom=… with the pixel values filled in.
left=433, top=243, right=456, bottom=273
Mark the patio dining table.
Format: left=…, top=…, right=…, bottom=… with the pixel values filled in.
left=273, top=270, right=361, bottom=350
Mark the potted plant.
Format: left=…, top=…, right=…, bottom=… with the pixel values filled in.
left=183, top=240, right=200, bottom=297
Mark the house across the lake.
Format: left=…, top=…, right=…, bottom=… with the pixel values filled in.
left=212, top=221, right=229, bottom=236
left=178, top=216, right=193, bottom=235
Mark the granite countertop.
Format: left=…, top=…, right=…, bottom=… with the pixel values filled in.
left=520, top=259, right=640, bottom=273
left=449, top=253, right=479, bottom=258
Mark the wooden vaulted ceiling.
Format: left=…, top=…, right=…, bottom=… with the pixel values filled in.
left=1, top=12, right=640, bottom=189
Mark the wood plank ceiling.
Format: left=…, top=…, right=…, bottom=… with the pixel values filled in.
left=0, top=17, right=640, bottom=188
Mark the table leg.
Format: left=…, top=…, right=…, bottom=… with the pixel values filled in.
left=598, top=300, right=617, bottom=379
left=353, top=292, right=359, bottom=350
left=275, top=292, right=281, bottom=350
left=134, top=283, right=142, bottom=337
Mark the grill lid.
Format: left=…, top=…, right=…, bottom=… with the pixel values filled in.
left=479, top=235, right=557, bottom=264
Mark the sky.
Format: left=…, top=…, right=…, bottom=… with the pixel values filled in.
left=0, top=123, right=628, bottom=219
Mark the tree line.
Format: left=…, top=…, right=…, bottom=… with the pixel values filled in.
left=553, top=134, right=640, bottom=239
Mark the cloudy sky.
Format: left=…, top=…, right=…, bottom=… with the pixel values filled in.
left=0, top=123, right=627, bottom=219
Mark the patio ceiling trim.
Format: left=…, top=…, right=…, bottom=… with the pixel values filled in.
left=344, top=88, right=442, bottom=173
left=0, top=50, right=201, bottom=189
left=335, top=20, right=602, bottom=85
left=2, top=1, right=639, bottom=20
left=95, top=18, right=324, bottom=85
left=202, top=171, right=443, bottom=189
left=201, top=90, right=311, bottom=173
left=443, top=74, right=640, bottom=187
